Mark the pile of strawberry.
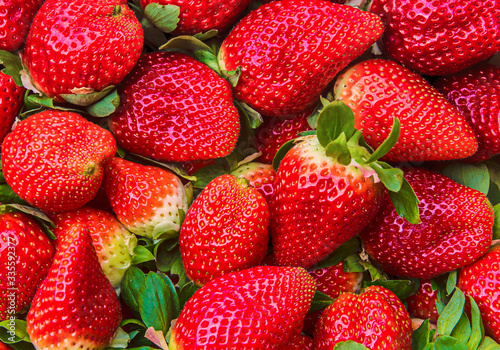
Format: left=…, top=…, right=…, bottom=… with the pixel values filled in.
left=1, top=0, right=500, bottom=349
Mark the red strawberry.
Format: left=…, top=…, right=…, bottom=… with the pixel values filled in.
left=0, top=0, right=44, bottom=51
left=1, top=110, right=117, bottom=213
left=26, top=223, right=121, bottom=350
left=181, top=159, right=217, bottom=176
left=21, top=0, right=143, bottom=103
left=368, top=0, right=500, bottom=76
left=360, top=168, right=493, bottom=279
left=230, top=162, right=276, bottom=203
left=0, top=342, right=13, bottom=350
left=434, top=64, right=500, bottom=162
left=0, top=71, right=25, bottom=144
left=283, top=334, right=315, bottom=350
left=458, top=244, right=500, bottom=343
left=109, top=52, right=240, bottom=162
left=309, top=261, right=363, bottom=300
left=0, top=211, right=54, bottom=320
left=314, top=285, right=412, bottom=350
left=168, top=266, right=316, bottom=349
left=218, top=0, right=384, bottom=117
left=103, top=157, right=188, bottom=239
left=334, top=59, right=478, bottom=162
left=406, top=280, right=439, bottom=324
left=180, top=174, right=269, bottom=285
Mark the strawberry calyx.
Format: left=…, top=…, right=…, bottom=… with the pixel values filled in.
left=143, top=3, right=180, bottom=34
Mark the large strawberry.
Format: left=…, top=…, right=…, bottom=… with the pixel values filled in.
left=218, top=0, right=384, bottom=117
left=360, top=168, right=494, bottom=279
left=1, top=110, right=117, bottom=213
left=21, top=0, right=143, bottom=104
left=109, top=52, right=240, bottom=162
left=0, top=0, right=44, bottom=51
left=0, top=211, right=54, bottom=320
left=26, top=223, right=121, bottom=350
left=334, top=59, right=478, bottom=162
left=368, top=0, right=500, bottom=76
left=0, top=71, right=25, bottom=144
left=180, top=174, right=269, bottom=285
left=168, top=266, right=316, bottom=349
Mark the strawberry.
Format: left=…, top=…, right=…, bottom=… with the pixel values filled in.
left=368, top=0, right=500, bottom=76
left=0, top=211, right=54, bottom=320
left=26, top=222, right=121, bottom=350
left=314, top=285, right=412, bottom=349
left=1, top=110, right=117, bottom=213
left=109, top=52, right=240, bottom=162
left=180, top=174, right=269, bottom=285
left=52, top=207, right=137, bottom=288
left=230, top=162, right=276, bottom=203
left=458, top=244, right=500, bottom=343
left=309, top=261, right=363, bottom=300
left=0, top=71, right=25, bottom=144
left=0, top=342, right=13, bottom=350
left=103, top=157, right=188, bottom=239
left=434, top=64, right=500, bottom=162
left=283, top=334, right=314, bottom=350
left=168, top=266, right=316, bottom=349
left=0, top=0, right=44, bottom=51
left=360, top=167, right=494, bottom=279
left=21, top=0, right=143, bottom=103
left=334, top=59, right=478, bottom=162
left=406, top=280, right=439, bottom=324
left=218, top=0, right=384, bottom=117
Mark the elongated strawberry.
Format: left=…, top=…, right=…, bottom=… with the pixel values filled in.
left=109, top=52, right=240, bottom=162
left=0, top=0, right=44, bottom=51
left=169, top=266, right=316, bottom=349
left=218, top=0, right=384, bottom=117
left=103, top=157, right=188, bottom=239
left=0, top=71, right=25, bottom=144
left=230, top=162, right=276, bottom=203
left=334, top=59, right=478, bottom=162
left=26, top=223, right=121, bottom=350
left=406, top=280, right=439, bottom=324
left=360, top=168, right=494, bottom=279
left=1, top=110, right=117, bottom=212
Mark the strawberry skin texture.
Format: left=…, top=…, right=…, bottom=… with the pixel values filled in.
left=0, top=0, right=44, bottom=51
left=1, top=110, right=117, bottom=213
left=168, top=266, right=316, bottom=349
left=180, top=174, right=269, bottom=285
left=434, top=64, right=500, bottom=162
left=369, top=0, right=500, bottom=76
left=218, top=0, right=384, bottom=118
left=103, top=157, right=188, bottom=239
left=21, top=0, right=143, bottom=101
left=230, top=162, right=276, bottom=204
left=109, top=52, right=240, bottom=162
left=406, top=280, right=439, bottom=324
left=309, top=261, right=363, bottom=300
left=361, top=168, right=493, bottom=279
left=458, top=245, right=500, bottom=343
left=26, top=223, right=121, bottom=350
left=0, top=72, right=25, bottom=144
left=0, top=212, right=54, bottom=320
left=283, top=334, right=314, bottom=350
left=314, top=286, right=412, bottom=350
left=334, top=59, right=478, bottom=162
left=270, top=135, right=384, bottom=269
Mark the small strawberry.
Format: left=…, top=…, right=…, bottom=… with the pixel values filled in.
left=0, top=71, right=25, bottom=144
left=406, top=280, right=439, bottom=324
left=109, top=52, right=240, bottom=162
left=168, top=266, right=316, bottom=349
left=0, top=0, right=44, bottom=51
left=0, top=211, right=54, bottom=320
left=360, top=168, right=494, bottom=279
left=1, top=110, right=117, bottom=213
left=230, top=162, right=276, bottom=203
left=314, top=285, right=412, bottom=350
left=368, top=0, right=500, bottom=76
left=26, top=223, right=121, bottom=350
left=434, top=64, right=500, bottom=162
left=103, top=157, right=188, bottom=239
left=218, top=0, right=384, bottom=117
left=334, top=59, right=478, bottom=162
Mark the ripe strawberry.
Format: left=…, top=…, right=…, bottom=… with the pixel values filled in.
left=1, top=110, right=117, bottom=213
left=26, top=223, right=121, bottom=350
left=458, top=244, right=500, bottom=343
left=406, top=280, right=439, bottom=324
left=283, top=334, right=314, bottom=350
left=230, top=162, right=276, bottom=203
left=0, top=71, right=25, bottom=144
left=109, top=52, right=240, bottom=162
left=52, top=207, right=137, bottom=288
left=218, top=0, right=384, bottom=117
left=21, top=0, right=143, bottom=103
left=103, top=157, right=188, bottom=239
left=180, top=174, right=269, bottom=285
left=314, top=285, right=412, bottom=350
left=360, top=168, right=494, bottom=279
left=334, top=59, right=478, bottom=162
left=309, top=261, right=363, bottom=299
left=0, top=0, right=44, bottom=51
left=0, top=211, right=54, bottom=320
left=434, top=64, right=500, bottom=162
left=0, top=342, right=13, bottom=350
left=368, top=0, right=500, bottom=76
left=168, top=266, right=316, bottom=349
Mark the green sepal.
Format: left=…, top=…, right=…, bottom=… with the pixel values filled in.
left=493, top=204, right=500, bottom=240
left=221, top=66, right=241, bottom=87
left=309, top=290, right=334, bottom=313
left=272, top=138, right=296, bottom=171
left=160, top=35, right=213, bottom=53
left=121, top=266, right=147, bottom=314
left=0, top=319, right=29, bottom=344
left=0, top=184, right=28, bottom=205
left=333, top=341, right=370, bottom=350
left=0, top=50, right=23, bottom=86
left=346, top=130, right=372, bottom=162
left=387, top=178, right=421, bottom=224
left=193, top=29, right=219, bottom=41
left=413, top=319, right=431, bottom=350
left=371, top=161, right=404, bottom=192
left=478, top=337, right=500, bottom=350
left=437, top=288, right=466, bottom=337
left=107, top=328, right=130, bottom=349
left=364, top=117, right=400, bottom=163
left=27, top=94, right=83, bottom=113
left=450, top=312, right=471, bottom=345
left=194, top=50, right=221, bottom=74
left=441, top=162, right=490, bottom=195
left=316, top=101, right=355, bottom=149
left=143, top=3, right=180, bottom=33
left=313, top=237, right=361, bottom=270
left=234, top=100, right=262, bottom=129
left=86, top=89, right=120, bottom=117
left=325, top=133, right=351, bottom=166
left=192, top=163, right=228, bottom=190
left=299, top=130, right=317, bottom=137
left=434, top=336, right=468, bottom=350
left=343, top=254, right=367, bottom=273
left=364, top=278, right=419, bottom=299
left=60, top=85, right=116, bottom=106
left=446, top=270, right=458, bottom=296
left=467, top=296, right=485, bottom=350
left=128, top=154, right=197, bottom=182
left=131, top=245, right=156, bottom=265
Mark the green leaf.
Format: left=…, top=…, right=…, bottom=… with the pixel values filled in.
left=144, top=3, right=180, bottom=33
left=387, top=178, right=421, bottom=224
left=478, top=337, right=500, bottom=350
left=0, top=319, right=29, bottom=343
left=309, top=290, right=334, bottom=313
left=372, top=162, right=403, bottom=192
left=434, top=336, right=469, bottom=350
left=316, top=101, right=355, bottom=149
left=413, top=319, right=431, bottom=350
left=27, top=94, right=82, bottom=112
left=364, top=279, right=419, bottom=299
left=129, top=154, right=197, bottom=181
left=450, top=312, right=471, bottom=345
left=325, top=133, right=351, bottom=166
left=333, top=341, right=370, bottom=349
left=446, top=270, right=458, bottom=296
left=493, top=204, right=500, bottom=240
left=86, top=89, right=120, bottom=117
left=0, top=50, right=23, bottom=86
left=442, top=162, right=490, bottom=195
left=364, top=117, right=400, bottom=163
left=121, top=266, right=147, bottom=314
left=343, top=254, right=367, bottom=273
left=221, top=66, right=241, bottom=87
left=194, top=50, right=220, bottom=74
left=487, top=181, right=500, bottom=206
left=179, top=282, right=199, bottom=309
left=437, top=288, right=466, bottom=336
left=0, top=184, right=28, bottom=205
left=155, top=240, right=180, bottom=273
left=192, top=164, right=228, bottom=189
left=193, top=29, right=219, bottom=41
left=160, top=35, right=213, bottom=53
left=313, top=237, right=361, bottom=269
left=132, top=245, right=156, bottom=265
left=467, top=296, right=484, bottom=350
left=60, top=85, right=116, bottom=106
left=107, top=327, right=130, bottom=349
left=234, top=100, right=263, bottom=129
left=272, top=139, right=296, bottom=171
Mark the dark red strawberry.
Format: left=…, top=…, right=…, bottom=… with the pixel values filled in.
left=0, top=0, right=44, bottom=51
left=230, top=162, right=276, bottom=203
left=368, top=0, right=500, bottom=76
left=109, top=52, right=240, bottom=162
left=218, top=0, right=384, bottom=117
left=406, top=280, right=439, bottom=324
left=0, top=71, right=25, bottom=144
left=1, top=110, right=117, bottom=212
